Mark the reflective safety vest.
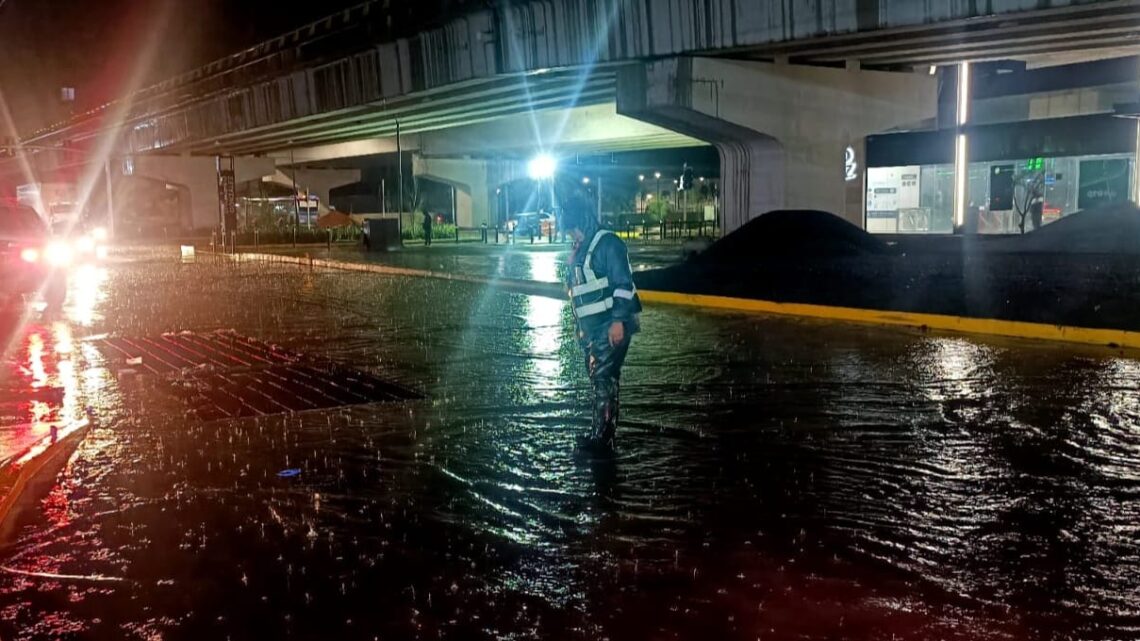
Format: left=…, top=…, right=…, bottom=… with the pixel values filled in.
left=569, top=230, right=637, bottom=319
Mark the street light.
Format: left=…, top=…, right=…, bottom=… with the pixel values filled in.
left=581, top=176, right=590, bottom=185
left=527, top=153, right=557, bottom=180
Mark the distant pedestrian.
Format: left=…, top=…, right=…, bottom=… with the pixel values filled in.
left=1030, top=195, right=1044, bottom=231
left=422, top=211, right=433, bottom=246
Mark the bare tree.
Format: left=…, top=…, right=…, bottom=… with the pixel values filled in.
left=1012, top=169, right=1046, bottom=234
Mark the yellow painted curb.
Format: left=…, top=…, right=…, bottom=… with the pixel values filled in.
left=0, top=418, right=91, bottom=539
left=638, top=290, right=1140, bottom=350
left=223, top=250, right=1140, bottom=350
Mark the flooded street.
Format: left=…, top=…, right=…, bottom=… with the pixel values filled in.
left=0, top=251, right=1137, bottom=640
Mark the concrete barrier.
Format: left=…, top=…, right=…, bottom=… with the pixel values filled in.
left=0, top=417, right=92, bottom=540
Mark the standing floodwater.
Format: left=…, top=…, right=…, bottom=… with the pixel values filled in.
left=0, top=254, right=1137, bottom=640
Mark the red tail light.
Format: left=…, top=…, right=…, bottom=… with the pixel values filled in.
left=20, top=247, right=39, bottom=263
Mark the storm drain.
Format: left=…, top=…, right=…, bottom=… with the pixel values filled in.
left=95, top=331, right=419, bottom=420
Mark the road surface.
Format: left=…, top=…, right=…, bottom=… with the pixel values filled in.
left=0, top=249, right=1135, bottom=640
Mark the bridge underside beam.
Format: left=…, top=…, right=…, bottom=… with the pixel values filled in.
left=415, top=102, right=705, bottom=159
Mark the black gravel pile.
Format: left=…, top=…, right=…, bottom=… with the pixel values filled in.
left=696, top=210, right=891, bottom=263
left=991, top=203, right=1140, bottom=254
left=637, top=207, right=1140, bottom=332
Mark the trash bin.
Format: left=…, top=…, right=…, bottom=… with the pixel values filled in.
left=365, top=218, right=402, bottom=252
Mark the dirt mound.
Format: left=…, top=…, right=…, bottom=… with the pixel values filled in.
left=1005, top=203, right=1140, bottom=253
left=698, top=210, right=890, bottom=263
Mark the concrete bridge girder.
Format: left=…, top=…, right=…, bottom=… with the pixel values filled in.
left=415, top=103, right=705, bottom=158
left=26, top=0, right=1140, bottom=158
left=618, top=57, right=937, bottom=233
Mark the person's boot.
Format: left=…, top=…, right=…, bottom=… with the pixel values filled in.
left=577, top=379, right=617, bottom=455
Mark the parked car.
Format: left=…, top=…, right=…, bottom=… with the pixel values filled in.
left=507, top=211, right=554, bottom=238
left=0, top=201, right=69, bottom=309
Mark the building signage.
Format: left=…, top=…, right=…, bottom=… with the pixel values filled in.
left=1078, top=158, right=1130, bottom=210
left=218, top=169, right=237, bottom=233
left=844, top=146, right=858, bottom=182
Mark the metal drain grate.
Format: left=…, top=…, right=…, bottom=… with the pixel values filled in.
left=96, top=331, right=418, bottom=420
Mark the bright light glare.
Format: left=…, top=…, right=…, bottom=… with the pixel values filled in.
left=21, top=248, right=39, bottom=263
left=95, top=246, right=109, bottom=260
left=581, top=176, right=590, bottom=185
left=92, top=227, right=108, bottom=241
left=76, top=236, right=96, bottom=253
left=44, top=241, right=73, bottom=267
left=954, top=134, right=968, bottom=227
left=957, top=61, right=970, bottom=126
left=527, top=154, right=557, bottom=180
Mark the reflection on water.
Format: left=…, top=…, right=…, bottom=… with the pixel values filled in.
left=66, top=265, right=109, bottom=327
left=1, top=328, right=86, bottom=461
left=0, top=260, right=1136, bottom=640
left=524, top=251, right=561, bottom=283
left=524, top=295, right=565, bottom=392
left=0, top=267, right=113, bottom=462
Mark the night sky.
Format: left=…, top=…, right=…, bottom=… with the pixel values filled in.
left=0, top=0, right=484, bottom=136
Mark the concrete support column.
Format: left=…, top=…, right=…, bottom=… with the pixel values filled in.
left=128, top=155, right=275, bottom=230
left=618, top=57, right=937, bottom=234
left=411, top=155, right=525, bottom=228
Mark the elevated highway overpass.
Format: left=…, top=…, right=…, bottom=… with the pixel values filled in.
left=15, top=0, right=1140, bottom=233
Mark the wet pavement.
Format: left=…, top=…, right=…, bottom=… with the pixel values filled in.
left=0, top=249, right=1137, bottom=640
left=0, top=265, right=111, bottom=465
left=269, top=241, right=686, bottom=283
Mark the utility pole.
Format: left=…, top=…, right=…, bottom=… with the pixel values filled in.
left=596, top=175, right=602, bottom=224
left=103, top=160, right=115, bottom=239
left=396, top=119, right=404, bottom=237
left=289, top=147, right=299, bottom=227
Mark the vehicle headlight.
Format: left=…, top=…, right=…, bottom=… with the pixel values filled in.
left=92, top=227, right=108, bottom=241
left=44, top=241, right=73, bottom=267
left=75, top=236, right=96, bottom=253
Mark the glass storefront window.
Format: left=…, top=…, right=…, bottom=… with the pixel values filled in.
left=867, top=153, right=1134, bottom=234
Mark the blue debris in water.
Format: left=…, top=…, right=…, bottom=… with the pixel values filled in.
left=277, top=468, right=302, bottom=478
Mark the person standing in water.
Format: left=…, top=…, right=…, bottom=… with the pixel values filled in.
left=561, top=199, right=641, bottom=454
